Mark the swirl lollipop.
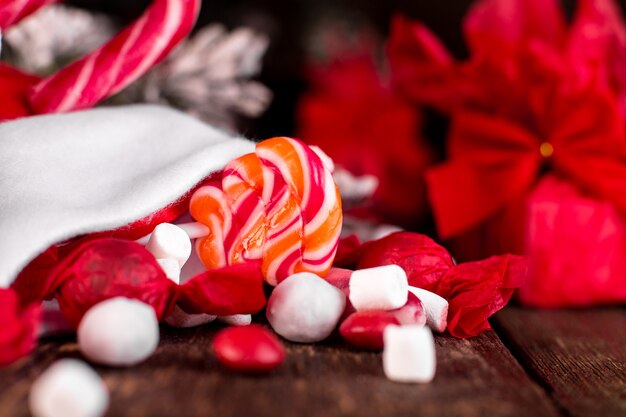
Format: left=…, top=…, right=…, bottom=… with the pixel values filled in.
left=190, top=137, right=342, bottom=285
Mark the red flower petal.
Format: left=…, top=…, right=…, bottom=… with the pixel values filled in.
left=568, top=0, right=626, bottom=110
left=464, top=0, right=566, bottom=56
left=178, top=261, right=266, bottom=316
left=0, top=288, right=40, bottom=366
left=386, top=14, right=457, bottom=112
left=297, top=49, right=434, bottom=227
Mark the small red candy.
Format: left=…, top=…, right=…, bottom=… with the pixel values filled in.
left=339, top=311, right=400, bottom=350
left=339, top=292, right=425, bottom=350
left=212, top=325, right=285, bottom=373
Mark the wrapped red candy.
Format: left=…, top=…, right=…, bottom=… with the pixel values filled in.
left=356, top=232, right=454, bottom=292
left=0, top=288, right=40, bottom=366
left=337, top=232, right=527, bottom=338
left=14, top=238, right=266, bottom=328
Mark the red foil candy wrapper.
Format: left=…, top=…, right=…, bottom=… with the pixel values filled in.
left=337, top=232, right=527, bottom=338
left=439, top=254, right=527, bottom=338
left=356, top=232, right=455, bottom=292
left=0, top=288, right=40, bottom=366
left=47, top=239, right=177, bottom=327
left=19, top=238, right=266, bottom=328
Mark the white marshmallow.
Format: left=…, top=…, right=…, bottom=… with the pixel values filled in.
left=266, top=272, right=346, bottom=343
left=136, top=221, right=210, bottom=246
left=383, top=325, right=436, bottom=383
left=165, top=305, right=216, bottom=328
left=309, top=145, right=335, bottom=173
left=145, top=223, right=192, bottom=267
left=176, top=222, right=210, bottom=239
left=156, top=258, right=181, bottom=284
left=408, top=287, right=448, bottom=333
left=29, top=359, right=109, bottom=417
left=179, top=243, right=210, bottom=283
left=78, top=297, right=159, bottom=366
left=218, top=314, right=252, bottom=326
left=349, top=265, right=408, bottom=311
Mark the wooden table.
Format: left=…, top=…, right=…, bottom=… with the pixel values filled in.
left=1, top=306, right=624, bottom=417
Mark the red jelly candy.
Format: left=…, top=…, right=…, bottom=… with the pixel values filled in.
left=212, top=325, right=285, bottom=373
left=339, top=312, right=400, bottom=350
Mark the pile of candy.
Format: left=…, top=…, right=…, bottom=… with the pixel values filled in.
left=5, top=137, right=526, bottom=417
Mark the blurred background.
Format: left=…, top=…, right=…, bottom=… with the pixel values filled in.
left=62, top=0, right=478, bottom=139
left=62, top=0, right=586, bottom=138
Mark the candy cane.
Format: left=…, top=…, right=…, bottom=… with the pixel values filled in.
left=190, top=183, right=233, bottom=270
left=256, top=138, right=343, bottom=276
left=27, top=0, right=200, bottom=114
left=190, top=137, right=343, bottom=285
left=0, top=0, right=59, bottom=29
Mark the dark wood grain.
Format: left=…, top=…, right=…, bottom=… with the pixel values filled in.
left=0, top=323, right=559, bottom=417
left=493, top=307, right=626, bottom=417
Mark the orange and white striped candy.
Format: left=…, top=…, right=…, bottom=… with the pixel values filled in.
left=190, top=137, right=342, bottom=285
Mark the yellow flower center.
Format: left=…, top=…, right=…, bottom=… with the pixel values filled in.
left=539, top=142, right=554, bottom=159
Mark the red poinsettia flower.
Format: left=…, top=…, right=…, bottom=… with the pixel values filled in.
left=297, top=42, right=434, bottom=228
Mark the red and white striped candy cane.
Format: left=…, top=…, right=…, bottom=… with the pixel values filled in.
left=256, top=137, right=343, bottom=278
left=27, top=0, right=200, bottom=114
left=0, top=0, right=59, bottom=30
left=190, top=137, right=343, bottom=286
left=190, top=182, right=233, bottom=271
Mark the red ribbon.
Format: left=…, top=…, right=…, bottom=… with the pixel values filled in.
left=427, top=84, right=626, bottom=239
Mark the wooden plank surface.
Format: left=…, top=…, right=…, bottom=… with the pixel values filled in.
left=493, top=306, right=626, bottom=417
left=0, top=322, right=559, bottom=417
